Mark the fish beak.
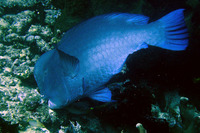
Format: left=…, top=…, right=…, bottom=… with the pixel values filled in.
left=48, top=100, right=61, bottom=109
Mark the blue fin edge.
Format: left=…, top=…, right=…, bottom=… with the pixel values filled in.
left=89, top=88, right=112, bottom=102
left=158, top=9, right=189, bottom=51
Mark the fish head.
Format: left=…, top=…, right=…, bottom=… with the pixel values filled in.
left=44, top=72, right=83, bottom=109
left=42, top=68, right=70, bottom=109
left=34, top=49, right=55, bottom=94
left=34, top=49, right=83, bottom=109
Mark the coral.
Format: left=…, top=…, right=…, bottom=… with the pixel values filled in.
left=0, top=18, right=9, bottom=29
left=151, top=91, right=200, bottom=133
left=0, top=2, right=63, bottom=132
left=0, top=82, right=42, bottom=129
left=69, top=121, right=82, bottom=133
left=0, top=0, right=51, bottom=8
left=44, top=9, right=61, bottom=26
left=179, top=97, right=200, bottom=133
left=136, top=123, right=147, bottom=133
left=0, top=6, right=4, bottom=16
left=3, top=10, right=35, bottom=35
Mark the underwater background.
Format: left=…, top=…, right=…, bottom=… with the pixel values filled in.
left=0, top=0, right=200, bottom=133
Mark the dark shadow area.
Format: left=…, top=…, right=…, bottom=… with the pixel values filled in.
left=0, top=117, right=18, bottom=133
left=20, top=73, right=38, bottom=88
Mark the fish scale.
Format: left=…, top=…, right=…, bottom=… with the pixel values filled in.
left=34, top=9, right=188, bottom=109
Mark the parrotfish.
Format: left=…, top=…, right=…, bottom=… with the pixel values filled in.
left=34, top=9, right=188, bottom=109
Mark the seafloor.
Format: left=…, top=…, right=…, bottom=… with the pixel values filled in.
left=0, top=0, right=200, bottom=133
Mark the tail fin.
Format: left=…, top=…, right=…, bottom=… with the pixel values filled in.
left=149, top=9, right=188, bottom=51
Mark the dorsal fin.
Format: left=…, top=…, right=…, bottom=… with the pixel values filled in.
left=57, top=49, right=79, bottom=78
left=102, top=13, right=149, bottom=25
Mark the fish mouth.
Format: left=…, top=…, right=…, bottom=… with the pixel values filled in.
left=48, top=99, right=70, bottom=109
left=48, top=100, right=58, bottom=109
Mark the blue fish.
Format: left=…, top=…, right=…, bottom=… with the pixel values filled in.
left=34, top=9, right=188, bottom=109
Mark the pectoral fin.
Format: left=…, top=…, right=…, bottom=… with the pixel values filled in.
left=89, top=88, right=112, bottom=102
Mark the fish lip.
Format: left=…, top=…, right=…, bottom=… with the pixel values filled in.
left=48, top=98, right=78, bottom=109
left=48, top=100, right=59, bottom=109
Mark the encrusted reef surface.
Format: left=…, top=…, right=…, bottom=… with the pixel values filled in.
left=0, top=0, right=200, bottom=133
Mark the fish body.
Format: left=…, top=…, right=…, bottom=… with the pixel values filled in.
left=34, top=9, right=188, bottom=109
